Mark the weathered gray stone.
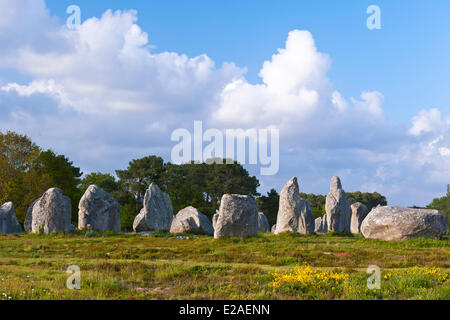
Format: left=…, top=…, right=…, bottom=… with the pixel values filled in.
left=258, top=212, right=270, bottom=233
left=78, top=185, right=121, bottom=233
left=212, top=212, right=219, bottom=230
left=0, top=202, right=23, bottom=234
left=350, top=202, right=369, bottom=234
left=133, top=183, right=173, bottom=232
left=170, top=206, right=214, bottom=235
left=24, top=199, right=38, bottom=233
left=299, top=199, right=315, bottom=234
left=31, top=188, right=72, bottom=234
left=361, top=206, right=447, bottom=241
left=214, top=194, right=259, bottom=239
left=271, top=224, right=277, bottom=233
left=314, top=216, right=328, bottom=233
left=274, top=177, right=314, bottom=235
left=325, top=176, right=351, bottom=233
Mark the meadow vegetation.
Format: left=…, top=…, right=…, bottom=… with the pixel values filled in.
left=0, top=232, right=448, bottom=300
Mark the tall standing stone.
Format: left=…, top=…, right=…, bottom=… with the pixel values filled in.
left=0, top=202, right=23, bottom=234
left=257, top=212, right=271, bottom=233
left=314, top=216, right=328, bottom=233
left=350, top=202, right=369, bottom=234
left=31, top=188, right=72, bottom=234
left=133, top=183, right=173, bottom=232
left=325, top=176, right=351, bottom=233
left=274, top=177, right=314, bottom=235
left=78, top=185, right=121, bottom=232
left=214, top=194, right=259, bottom=239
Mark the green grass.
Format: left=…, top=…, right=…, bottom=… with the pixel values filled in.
left=0, top=232, right=448, bottom=300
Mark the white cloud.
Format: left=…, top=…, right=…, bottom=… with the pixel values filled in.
left=409, top=108, right=448, bottom=136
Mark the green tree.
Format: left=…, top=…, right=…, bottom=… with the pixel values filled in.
left=80, top=172, right=119, bottom=194
left=346, top=191, right=387, bottom=210
left=27, top=150, right=82, bottom=222
left=256, top=189, right=279, bottom=226
left=0, top=131, right=82, bottom=223
left=427, top=184, right=450, bottom=232
left=116, top=156, right=166, bottom=214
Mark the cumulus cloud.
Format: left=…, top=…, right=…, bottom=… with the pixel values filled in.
left=1, top=0, right=450, bottom=206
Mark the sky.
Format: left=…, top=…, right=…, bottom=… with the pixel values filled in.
left=1, top=0, right=450, bottom=206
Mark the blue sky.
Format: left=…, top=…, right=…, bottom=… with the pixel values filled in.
left=44, top=0, right=450, bottom=123
left=1, top=0, right=450, bottom=206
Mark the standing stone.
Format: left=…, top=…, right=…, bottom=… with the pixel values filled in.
left=212, top=212, right=219, bottom=230
left=350, top=202, right=369, bottom=234
left=170, top=206, right=214, bottom=235
left=299, top=199, right=315, bottom=234
left=314, top=216, right=328, bottom=233
left=258, top=212, right=270, bottom=233
left=214, top=194, right=259, bottom=239
left=325, top=176, right=351, bottom=233
left=31, top=188, right=72, bottom=234
left=133, top=183, right=173, bottom=232
left=0, top=202, right=23, bottom=234
left=271, top=224, right=277, bottom=233
left=274, top=177, right=314, bottom=235
left=78, top=185, right=121, bottom=233
left=361, top=206, right=447, bottom=241
left=24, top=199, right=38, bottom=233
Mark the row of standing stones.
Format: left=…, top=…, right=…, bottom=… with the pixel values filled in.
left=0, top=176, right=448, bottom=241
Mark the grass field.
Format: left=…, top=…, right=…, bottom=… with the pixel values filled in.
left=0, top=231, right=448, bottom=300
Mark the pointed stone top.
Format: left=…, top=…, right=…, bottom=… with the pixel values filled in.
left=280, top=177, right=299, bottom=198
left=45, top=187, right=63, bottom=195
left=330, top=176, right=342, bottom=191
left=0, top=202, right=13, bottom=212
left=284, top=177, right=298, bottom=189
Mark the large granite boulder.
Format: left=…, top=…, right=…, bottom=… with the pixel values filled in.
left=314, top=216, right=328, bottom=233
left=350, top=202, right=369, bottom=234
left=325, top=176, right=351, bottom=233
left=0, top=202, right=23, bottom=234
left=274, top=177, right=314, bottom=235
left=361, top=206, right=447, bottom=241
left=78, top=185, right=121, bottom=232
left=24, top=200, right=38, bottom=233
left=214, top=194, right=259, bottom=239
left=257, top=212, right=271, bottom=233
left=170, top=206, right=214, bottom=235
left=133, top=183, right=173, bottom=232
left=31, top=188, right=72, bottom=234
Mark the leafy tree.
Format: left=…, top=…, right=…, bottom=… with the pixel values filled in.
left=300, top=193, right=327, bottom=218
left=427, top=184, right=450, bottom=232
left=116, top=156, right=166, bottom=213
left=346, top=191, right=387, bottom=211
left=0, top=131, right=82, bottom=223
left=256, top=189, right=279, bottom=226
left=27, top=150, right=82, bottom=222
left=120, top=196, right=137, bottom=231
left=80, top=172, right=119, bottom=194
